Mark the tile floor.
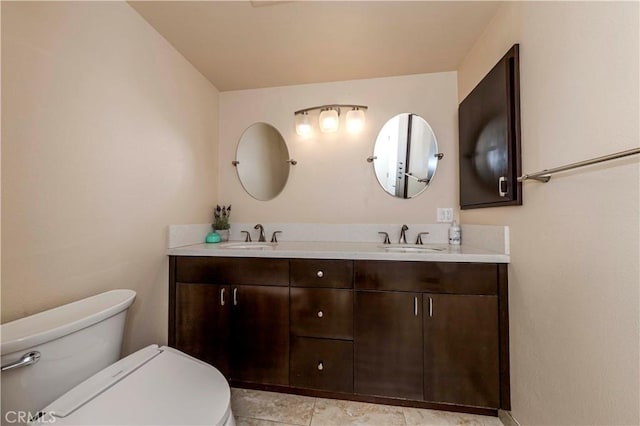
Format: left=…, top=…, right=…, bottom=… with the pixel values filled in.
left=231, top=388, right=504, bottom=426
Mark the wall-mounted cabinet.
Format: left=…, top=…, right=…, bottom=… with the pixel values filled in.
left=458, top=44, right=522, bottom=209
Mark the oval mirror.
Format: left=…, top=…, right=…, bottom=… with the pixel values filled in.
left=235, top=123, right=291, bottom=201
left=371, top=113, right=440, bottom=199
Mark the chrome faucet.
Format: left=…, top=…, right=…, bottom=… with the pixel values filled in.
left=254, top=224, right=266, bottom=242
left=399, top=224, right=409, bottom=244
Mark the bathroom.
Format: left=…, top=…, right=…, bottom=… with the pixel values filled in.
left=1, top=1, right=638, bottom=425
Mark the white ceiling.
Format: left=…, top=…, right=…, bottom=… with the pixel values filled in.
left=129, top=1, right=501, bottom=92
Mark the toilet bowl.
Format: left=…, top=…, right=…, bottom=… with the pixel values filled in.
left=1, top=289, right=234, bottom=426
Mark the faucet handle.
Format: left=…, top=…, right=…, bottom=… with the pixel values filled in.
left=378, top=232, right=391, bottom=245
left=271, top=231, right=282, bottom=243
left=241, top=231, right=252, bottom=242
left=415, top=232, right=430, bottom=245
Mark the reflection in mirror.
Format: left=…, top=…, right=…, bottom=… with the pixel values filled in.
left=235, top=123, right=291, bottom=201
left=371, top=113, right=440, bottom=199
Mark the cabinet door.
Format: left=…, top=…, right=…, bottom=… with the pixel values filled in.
left=230, top=285, right=289, bottom=385
left=354, top=291, right=423, bottom=400
left=458, top=44, right=521, bottom=209
left=424, top=294, right=500, bottom=408
left=175, top=283, right=230, bottom=377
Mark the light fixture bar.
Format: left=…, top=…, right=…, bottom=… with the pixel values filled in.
left=294, top=104, right=369, bottom=135
left=294, top=104, right=368, bottom=115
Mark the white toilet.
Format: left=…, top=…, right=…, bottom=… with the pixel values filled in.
left=1, top=290, right=235, bottom=426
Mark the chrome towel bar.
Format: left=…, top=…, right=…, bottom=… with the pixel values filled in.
left=518, top=147, right=640, bottom=183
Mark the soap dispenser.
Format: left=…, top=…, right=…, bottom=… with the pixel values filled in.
left=448, top=220, right=461, bottom=245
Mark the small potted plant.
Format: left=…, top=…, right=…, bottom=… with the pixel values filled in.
left=213, top=204, right=231, bottom=242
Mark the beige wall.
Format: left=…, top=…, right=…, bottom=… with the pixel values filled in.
left=219, top=72, right=458, bottom=224
left=1, top=2, right=219, bottom=353
left=458, top=2, right=639, bottom=425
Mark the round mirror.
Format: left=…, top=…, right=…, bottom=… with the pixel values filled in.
left=235, top=123, right=291, bottom=201
left=371, top=113, right=440, bottom=198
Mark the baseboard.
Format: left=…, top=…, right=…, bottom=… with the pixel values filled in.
left=498, top=409, right=521, bottom=426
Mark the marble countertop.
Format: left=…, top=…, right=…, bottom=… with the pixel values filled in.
left=167, top=241, right=509, bottom=263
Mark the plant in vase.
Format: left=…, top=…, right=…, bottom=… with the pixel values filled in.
left=213, top=204, right=231, bottom=242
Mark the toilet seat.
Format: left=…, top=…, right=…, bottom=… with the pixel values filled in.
left=34, top=345, right=234, bottom=426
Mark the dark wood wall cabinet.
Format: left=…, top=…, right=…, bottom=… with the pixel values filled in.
left=458, top=44, right=522, bottom=209
left=169, top=256, right=510, bottom=415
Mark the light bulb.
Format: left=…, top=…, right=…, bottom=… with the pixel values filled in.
left=319, top=108, right=339, bottom=133
left=346, top=108, right=366, bottom=133
left=295, top=112, right=313, bottom=137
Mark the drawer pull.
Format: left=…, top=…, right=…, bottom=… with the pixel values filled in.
left=429, top=297, right=433, bottom=317
left=220, top=288, right=225, bottom=306
left=317, top=310, right=324, bottom=318
left=316, top=270, right=324, bottom=278
left=233, top=288, right=238, bottom=306
left=317, top=362, right=324, bottom=371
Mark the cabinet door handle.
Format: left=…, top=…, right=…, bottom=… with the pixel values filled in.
left=317, top=362, right=324, bottom=371
left=233, top=288, right=238, bottom=306
left=220, top=288, right=225, bottom=306
left=317, top=310, right=324, bottom=318
left=414, top=296, right=418, bottom=316
left=429, top=297, right=433, bottom=317
left=316, top=270, right=324, bottom=278
left=498, top=176, right=508, bottom=197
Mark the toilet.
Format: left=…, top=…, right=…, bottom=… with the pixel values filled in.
left=1, top=290, right=235, bottom=426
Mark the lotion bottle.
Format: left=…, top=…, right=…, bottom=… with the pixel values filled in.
left=448, top=220, right=461, bottom=245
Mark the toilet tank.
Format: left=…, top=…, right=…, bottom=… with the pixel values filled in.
left=1, top=289, right=136, bottom=425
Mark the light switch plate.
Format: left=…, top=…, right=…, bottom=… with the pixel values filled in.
left=437, top=208, right=453, bottom=223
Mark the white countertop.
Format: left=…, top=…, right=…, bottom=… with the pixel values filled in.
left=167, top=241, right=509, bottom=263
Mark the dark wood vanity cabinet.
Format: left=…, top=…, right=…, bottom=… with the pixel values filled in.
left=353, top=260, right=509, bottom=410
left=170, top=256, right=289, bottom=386
left=169, top=256, right=509, bottom=414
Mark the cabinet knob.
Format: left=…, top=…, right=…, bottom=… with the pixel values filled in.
left=316, top=270, right=324, bottom=278
left=317, top=310, right=324, bottom=318
left=317, top=362, right=324, bottom=371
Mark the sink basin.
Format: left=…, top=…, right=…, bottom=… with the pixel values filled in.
left=378, top=245, right=445, bottom=253
left=222, top=242, right=277, bottom=250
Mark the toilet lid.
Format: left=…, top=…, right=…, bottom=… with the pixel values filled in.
left=38, top=345, right=231, bottom=425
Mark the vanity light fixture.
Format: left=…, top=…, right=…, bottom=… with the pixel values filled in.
left=294, top=104, right=368, bottom=136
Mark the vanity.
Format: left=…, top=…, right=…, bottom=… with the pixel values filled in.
left=167, top=239, right=510, bottom=416
left=168, top=103, right=512, bottom=415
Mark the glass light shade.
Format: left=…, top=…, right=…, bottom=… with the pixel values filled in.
left=295, top=112, right=313, bottom=137
left=346, top=108, right=366, bottom=133
left=319, top=108, right=339, bottom=133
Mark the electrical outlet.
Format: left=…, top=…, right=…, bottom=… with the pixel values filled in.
left=437, top=208, right=453, bottom=223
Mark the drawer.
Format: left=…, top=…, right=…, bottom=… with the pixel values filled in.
left=291, top=259, right=353, bottom=288
left=176, top=257, right=288, bottom=286
left=290, top=288, right=353, bottom=339
left=355, top=260, right=497, bottom=295
left=290, top=337, right=353, bottom=393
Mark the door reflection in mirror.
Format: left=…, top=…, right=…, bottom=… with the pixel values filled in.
left=372, top=113, right=439, bottom=199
